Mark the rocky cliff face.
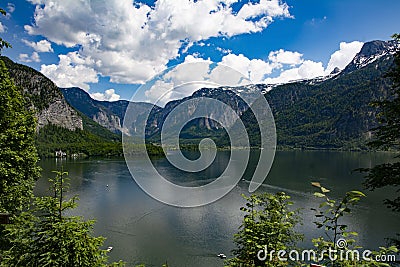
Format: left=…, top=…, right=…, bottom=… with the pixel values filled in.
left=37, top=100, right=83, bottom=131
left=1, top=56, right=83, bottom=131
left=61, top=87, right=156, bottom=135
left=60, top=87, right=124, bottom=133
left=145, top=87, right=251, bottom=137
left=92, top=111, right=122, bottom=133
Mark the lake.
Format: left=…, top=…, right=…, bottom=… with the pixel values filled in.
left=35, top=151, right=399, bottom=267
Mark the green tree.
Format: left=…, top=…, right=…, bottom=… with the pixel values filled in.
left=361, top=34, right=400, bottom=246
left=0, top=10, right=40, bottom=253
left=0, top=56, right=39, bottom=214
left=227, top=192, right=302, bottom=267
left=311, top=183, right=398, bottom=266
left=1, top=171, right=125, bottom=267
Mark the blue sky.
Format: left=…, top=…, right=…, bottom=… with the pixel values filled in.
left=1, top=0, right=399, bottom=102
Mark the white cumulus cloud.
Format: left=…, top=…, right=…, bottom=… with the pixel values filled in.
left=19, top=52, right=40, bottom=63
left=144, top=80, right=175, bottom=106
left=268, top=49, right=303, bottom=66
left=40, top=52, right=98, bottom=91
left=141, top=40, right=364, bottom=103
left=90, top=89, right=121, bottom=102
left=264, top=60, right=325, bottom=84
left=220, top=53, right=277, bottom=83
left=144, top=55, right=216, bottom=105
left=25, top=0, right=291, bottom=86
left=22, top=39, right=53, bottom=52
left=219, top=41, right=363, bottom=85
left=325, top=41, right=364, bottom=74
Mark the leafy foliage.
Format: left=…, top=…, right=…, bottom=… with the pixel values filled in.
left=311, top=183, right=365, bottom=253
left=311, top=183, right=398, bottom=266
left=228, top=187, right=399, bottom=267
left=1, top=171, right=125, bottom=267
left=0, top=58, right=40, bottom=213
left=227, top=192, right=302, bottom=266
left=0, top=57, right=40, bottom=253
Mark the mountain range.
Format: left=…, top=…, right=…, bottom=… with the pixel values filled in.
left=63, top=39, right=398, bottom=150
left=2, top=39, right=398, bottom=154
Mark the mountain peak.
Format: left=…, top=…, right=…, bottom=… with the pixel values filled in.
left=343, top=39, right=398, bottom=73
left=358, top=40, right=397, bottom=57
left=330, top=67, right=341, bottom=75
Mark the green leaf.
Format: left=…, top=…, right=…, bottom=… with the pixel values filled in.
left=314, top=192, right=326, bottom=198
left=311, top=182, right=321, bottom=188
left=320, top=187, right=330, bottom=193
left=319, top=202, right=328, bottom=208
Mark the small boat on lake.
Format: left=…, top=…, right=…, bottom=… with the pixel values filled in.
left=217, top=253, right=226, bottom=259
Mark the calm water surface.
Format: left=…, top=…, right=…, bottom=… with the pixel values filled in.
left=36, top=151, right=400, bottom=267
